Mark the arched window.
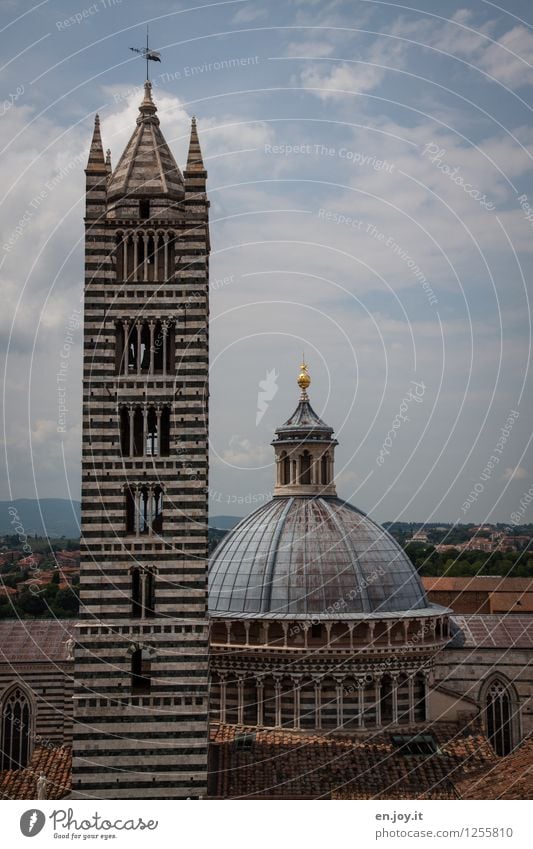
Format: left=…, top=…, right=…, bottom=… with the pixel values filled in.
left=300, top=451, right=311, bottom=485
left=146, top=407, right=158, bottom=456
left=485, top=679, right=515, bottom=756
left=281, top=453, right=291, bottom=486
left=1, top=685, right=32, bottom=771
left=321, top=453, right=329, bottom=485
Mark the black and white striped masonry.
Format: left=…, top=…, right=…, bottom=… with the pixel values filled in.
left=72, top=82, right=210, bottom=799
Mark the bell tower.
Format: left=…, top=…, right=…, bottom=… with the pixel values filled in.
left=72, top=83, right=210, bottom=799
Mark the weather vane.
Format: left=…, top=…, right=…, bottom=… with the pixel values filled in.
left=129, top=26, right=161, bottom=81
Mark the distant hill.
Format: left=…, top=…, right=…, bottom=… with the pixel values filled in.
left=0, top=501, right=242, bottom=541
left=0, top=499, right=81, bottom=539
left=209, top=515, right=242, bottom=530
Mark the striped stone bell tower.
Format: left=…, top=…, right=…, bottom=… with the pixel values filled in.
left=72, top=82, right=210, bottom=799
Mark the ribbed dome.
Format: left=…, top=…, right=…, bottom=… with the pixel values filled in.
left=209, top=496, right=428, bottom=617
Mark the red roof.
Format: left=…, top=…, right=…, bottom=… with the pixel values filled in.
left=424, top=577, right=533, bottom=592
left=0, top=620, right=76, bottom=663
left=0, top=746, right=71, bottom=800
left=456, top=737, right=533, bottom=799
left=210, top=720, right=495, bottom=799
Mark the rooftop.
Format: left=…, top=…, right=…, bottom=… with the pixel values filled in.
left=209, top=720, right=495, bottom=799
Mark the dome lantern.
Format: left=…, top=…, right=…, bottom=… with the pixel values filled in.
left=272, top=363, right=338, bottom=497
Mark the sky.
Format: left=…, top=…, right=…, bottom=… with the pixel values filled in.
left=0, top=0, right=532, bottom=525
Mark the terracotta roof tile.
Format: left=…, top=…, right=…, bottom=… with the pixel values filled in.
left=209, top=720, right=495, bottom=799
left=0, top=746, right=71, bottom=800
left=456, top=737, right=533, bottom=800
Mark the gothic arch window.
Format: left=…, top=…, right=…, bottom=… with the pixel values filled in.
left=0, top=684, right=33, bottom=771
left=484, top=678, right=517, bottom=756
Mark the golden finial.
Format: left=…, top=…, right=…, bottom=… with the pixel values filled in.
left=297, top=358, right=311, bottom=395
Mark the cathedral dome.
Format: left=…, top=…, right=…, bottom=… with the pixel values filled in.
left=209, top=495, right=428, bottom=616
left=209, top=363, right=429, bottom=618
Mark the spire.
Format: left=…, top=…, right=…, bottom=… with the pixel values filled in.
left=106, top=82, right=184, bottom=205
left=137, top=80, right=159, bottom=125
left=86, top=114, right=106, bottom=174
left=105, top=148, right=112, bottom=178
left=185, top=116, right=206, bottom=175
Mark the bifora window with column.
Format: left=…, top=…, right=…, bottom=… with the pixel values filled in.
left=125, top=484, right=164, bottom=535
left=119, top=404, right=171, bottom=457
left=130, top=565, right=157, bottom=618
left=115, top=230, right=176, bottom=282
left=115, top=319, right=175, bottom=375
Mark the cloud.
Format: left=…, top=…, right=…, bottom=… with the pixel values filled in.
left=298, top=61, right=385, bottom=99
left=502, top=466, right=528, bottom=481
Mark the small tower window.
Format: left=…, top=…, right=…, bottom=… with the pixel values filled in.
left=139, top=199, right=150, bottom=220
left=131, top=649, right=151, bottom=693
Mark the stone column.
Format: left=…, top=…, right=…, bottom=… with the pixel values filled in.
left=140, top=571, right=147, bottom=620
left=336, top=678, right=344, bottom=729
left=133, top=233, right=139, bottom=282
left=257, top=678, right=264, bottom=727
left=136, top=322, right=142, bottom=374
left=219, top=675, right=227, bottom=724
left=122, top=235, right=129, bottom=280
left=237, top=677, right=244, bottom=725
left=128, top=406, right=134, bottom=457
left=149, top=321, right=155, bottom=374
left=142, top=406, right=148, bottom=456
left=315, top=679, right=322, bottom=730
left=293, top=678, right=301, bottom=730
left=274, top=678, right=282, bottom=728
left=374, top=674, right=382, bottom=727
left=154, top=233, right=159, bottom=280
left=162, top=322, right=168, bottom=375
left=156, top=406, right=162, bottom=456
left=163, top=233, right=169, bottom=280
left=357, top=678, right=365, bottom=728
left=143, top=233, right=149, bottom=282
left=391, top=672, right=399, bottom=725
left=134, top=485, right=141, bottom=536
left=408, top=674, right=415, bottom=724
left=123, top=320, right=130, bottom=373
left=148, top=487, right=154, bottom=536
